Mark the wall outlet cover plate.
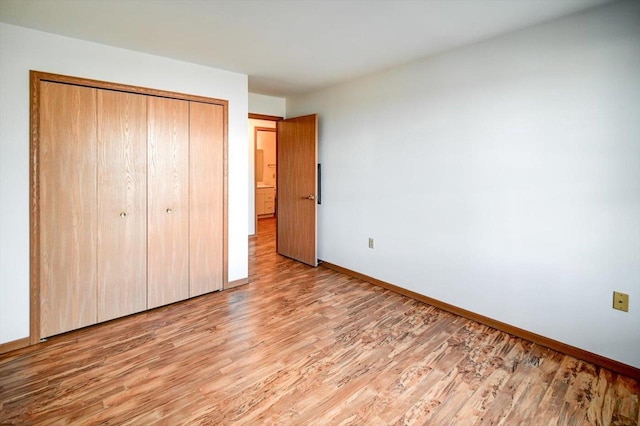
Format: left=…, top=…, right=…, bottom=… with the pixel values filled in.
left=613, top=291, right=629, bottom=312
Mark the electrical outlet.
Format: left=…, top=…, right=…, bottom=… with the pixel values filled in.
left=368, top=238, right=374, bottom=249
left=613, top=291, right=629, bottom=312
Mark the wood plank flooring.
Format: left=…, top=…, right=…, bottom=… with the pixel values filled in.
left=1, top=217, right=638, bottom=425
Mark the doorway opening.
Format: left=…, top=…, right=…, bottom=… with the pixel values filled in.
left=249, top=113, right=319, bottom=266
left=255, top=126, right=277, bottom=239
left=249, top=115, right=280, bottom=240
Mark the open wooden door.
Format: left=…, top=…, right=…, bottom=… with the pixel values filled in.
left=277, top=114, right=318, bottom=266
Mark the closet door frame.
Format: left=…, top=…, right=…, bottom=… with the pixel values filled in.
left=29, top=70, right=229, bottom=345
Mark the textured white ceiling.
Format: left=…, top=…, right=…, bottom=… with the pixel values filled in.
left=0, top=0, right=614, bottom=96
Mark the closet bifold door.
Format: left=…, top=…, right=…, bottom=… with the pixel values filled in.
left=39, top=82, right=98, bottom=338
left=97, top=90, right=148, bottom=322
left=189, top=102, right=224, bottom=296
left=147, top=96, right=190, bottom=309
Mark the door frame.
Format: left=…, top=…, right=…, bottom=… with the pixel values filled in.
left=30, top=70, right=229, bottom=345
left=249, top=113, right=282, bottom=237
left=254, top=126, right=277, bottom=230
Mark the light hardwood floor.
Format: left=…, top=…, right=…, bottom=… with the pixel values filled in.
left=1, top=218, right=638, bottom=425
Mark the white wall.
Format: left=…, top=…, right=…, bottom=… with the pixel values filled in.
left=247, top=94, right=284, bottom=235
left=287, top=1, right=640, bottom=368
left=0, top=23, right=249, bottom=344
left=249, top=93, right=286, bottom=117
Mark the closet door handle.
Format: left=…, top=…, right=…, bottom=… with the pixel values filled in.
left=166, top=208, right=173, bottom=214
left=120, top=212, right=127, bottom=218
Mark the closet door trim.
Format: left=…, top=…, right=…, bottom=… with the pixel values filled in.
left=30, top=70, right=229, bottom=344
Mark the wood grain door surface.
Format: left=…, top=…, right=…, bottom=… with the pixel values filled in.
left=147, top=96, right=190, bottom=309
left=39, top=82, right=98, bottom=338
left=34, top=72, right=229, bottom=341
left=189, top=102, right=224, bottom=296
left=96, top=90, right=148, bottom=322
left=277, top=114, right=318, bottom=266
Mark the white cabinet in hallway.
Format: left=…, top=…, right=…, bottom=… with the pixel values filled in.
left=256, top=186, right=276, bottom=217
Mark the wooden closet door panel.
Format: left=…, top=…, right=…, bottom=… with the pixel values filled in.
left=147, top=96, right=190, bottom=308
left=97, top=90, right=147, bottom=322
left=189, top=102, right=224, bottom=297
left=39, top=82, right=98, bottom=337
